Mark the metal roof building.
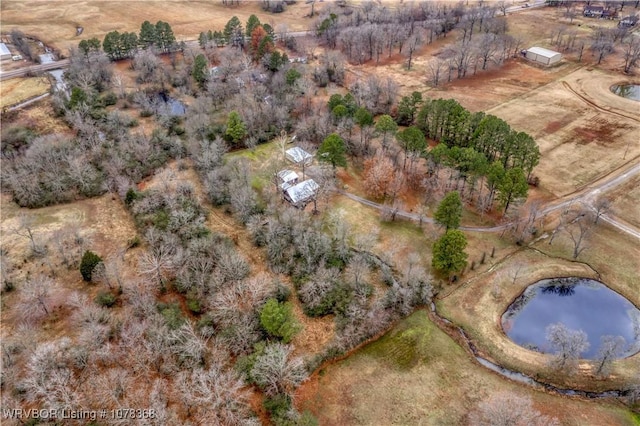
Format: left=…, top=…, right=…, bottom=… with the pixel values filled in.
left=284, top=179, right=319, bottom=207
left=285, top=147, right=313, bottom=165
left=277, top=169, right=299, bottom=191
left=0, top=43, right=12, bottom=60
left=525, top=47, right=562, bottom=66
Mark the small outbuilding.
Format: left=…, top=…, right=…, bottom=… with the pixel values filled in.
left=0, top=43, right=12, bottom=61
left=277, top=169, right=299, bottom=191
left=583, top=5, right=604, bottom=17
left=524, top=47, right=562, bottom=66
left=619, top=15, right=639, bottom=28
left=285, top=147, right=313, bottom=165
left=284, top=179, right=319, bottom=208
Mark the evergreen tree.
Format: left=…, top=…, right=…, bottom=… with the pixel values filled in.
left=78, top=37, right=101, bottom=56
left=396, top=126, right=426, bottom=170
left=103, top=31, right=122, bottom=60
left=259, top=298, right=301, bottom=343
left=224, top=16, right=243, bottom=46
left=246, top=14, right=261, bottom=37
left=375, top=114, right=398, bottom=149
left=225, top=111, right=247, bottom=145
left=496, top=167, right=528, bottom=213
left=155, top=21, right=176, bottom=52
left=192, top=54, right=208, bottom=88
left=121, top=32, right=138, bottom=58
left=435, top=191, right=463, bottom=231
left=432, top=230, right=468, bottom=281
left=396, top=91, right=423, bottom=126
left=318, top=133, right=347, bottom=172
left=80, top=250, right=103, bottom=282
left=139, top=20, right=157, bottom=49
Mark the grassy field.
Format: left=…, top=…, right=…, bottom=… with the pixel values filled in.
left=0, top=1, right=319, bottom=51
left=297, top=310, right=637, bottom=425
left=0, top=75, right=50, bottom=108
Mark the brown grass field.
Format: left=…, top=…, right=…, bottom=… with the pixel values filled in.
left=0, top=75, right=50, bottom=108
left=0, top=0, right=320, bottom=51
left=1, top=2, right=640, bottom=425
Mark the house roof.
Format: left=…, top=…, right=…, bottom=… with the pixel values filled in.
left=0, top=43, right=11, bottom=56
left=527, top=46, right=561, bottom=59
left=285, top=179, right=319, bottom=204
left=285, top=147, right=313, bottom=163
left=277, top=169, right=299, bottom=183
left=584, top=5, right=604, bottom=12
left=622, top=15, right=639, bottom=22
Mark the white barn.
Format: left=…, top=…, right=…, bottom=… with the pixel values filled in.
left=285, top=147, right=313, bottom=165
left=284, top=179, right=319, bottom=207
left=525, top=47, right=562, bottom=66
left=0, top=43, right=12, bottom=61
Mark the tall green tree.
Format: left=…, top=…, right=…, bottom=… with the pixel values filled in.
left=139, top=20, right=157, bottom=49
left=318, top=133, right=347, bottom=172
left=396, top=91, right=423, bottom=126
left=375, top=114, right=398, bottom=149
left=260, top=298, right=301, bottom=343
left=78, top=37, right=101, bottom=56
left=396, top=126, right=426, bottom=170
left=434, top=191, right=463, bottom=231
left=496, top=167, right=528, bottom=213
left=103, top=31, right=122, bottom=60
left=432, top=230, right=468, bottom=281
left=225, top=111, right=247, bottom=145
left=121, top=32, right=138, bottom=58
left=246, top=14, right=261, bottom=37
left=192, top=53, right=208, bottom=88
left=224, top=16, right=243, bottom=45
left=155, top=21, right=176, bottom=52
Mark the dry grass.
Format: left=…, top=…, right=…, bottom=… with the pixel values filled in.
left=296, top=310, right=637, bottom=426
left=0, top=75, right=50, bottom=108
left=606, top=174, right=640, bottom=229
left=0, top=0, right=321, bottom=51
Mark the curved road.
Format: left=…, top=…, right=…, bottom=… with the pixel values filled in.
left=336, top=161, right=640, bottom=239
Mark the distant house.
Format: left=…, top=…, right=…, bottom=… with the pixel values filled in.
left=524, top=47, right=562, bottom=66
left=583, top=5, right=604, bottom=17
left=0, top=43, right=11, bottom=61
left=619, top=15, right=639, bottom=27
left=277, top=169, right=299, bottom=191
left=284, top=179, right=319, bottom=208
left=285, top=147, right=313, bottom=165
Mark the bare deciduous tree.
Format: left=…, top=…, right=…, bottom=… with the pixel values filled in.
left=250, top=342, right=308, bottom=396
left=546, top=322, right=590, bottom=372
left=470, top=392, right=559, bottom=426
left=594, top=335, right=626, bottom=377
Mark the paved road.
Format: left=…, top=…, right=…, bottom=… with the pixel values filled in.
left=337, top=161, right=640, bottom=239
left=0, top=59, right=70, bottom=81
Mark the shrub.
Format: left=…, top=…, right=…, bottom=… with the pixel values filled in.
left=157, top=302, right=185, bottom=330
left=95, top=291, right=117, bottom=307
left=259, top=299, right=301, bottom=343
left=263, top=393, right=292, bottom=419
left=186, top=296, right=202, bottom=314
left=80, top=250, right=102, bottom=282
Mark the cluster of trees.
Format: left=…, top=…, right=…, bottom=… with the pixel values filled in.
left=199, top=14, right=275, bottom=54
left=415, top=98, right=538, bottom=213
left=432, top=192, right=468, bottom=281
left=81, top=20, right=177, bottom=61
left=313, top=1, right=520, bottom=78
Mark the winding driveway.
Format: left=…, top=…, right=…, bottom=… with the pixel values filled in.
left=335, top=161, right=640, bottom=239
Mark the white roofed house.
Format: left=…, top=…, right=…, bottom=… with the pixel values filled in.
left=284, top=179, right=319, bottom=209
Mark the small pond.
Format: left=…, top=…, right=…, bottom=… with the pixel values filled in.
left=502, top=278, right=640, bottom=359
left=610, top=84, right=640, bottom=101
left=157, top=92, right=186, bottom=116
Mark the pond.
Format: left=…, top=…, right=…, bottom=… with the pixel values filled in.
left=501, top=278, right=640, bottom=359
left=610, top=84, right=640, bottom=101
left=157, top=92, right=186, bottom=116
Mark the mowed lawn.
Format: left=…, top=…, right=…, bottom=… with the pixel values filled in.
left=297, top=310, right=637, bottom=425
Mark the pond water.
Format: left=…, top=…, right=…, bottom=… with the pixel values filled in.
left=610, top=84, right=640, bottom=101
left=157, top=92, right=186, bottom=116
left=501, top=278, right=640, bottom=359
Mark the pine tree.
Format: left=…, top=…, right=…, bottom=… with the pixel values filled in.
left=435, top=191, right=463, bottom=231
left=192, top=54, right=208, bottom=88
left=139, top=20, right=157, bottom=49
left=432, top=230, right=468, bottom=281
left=318, top=133, right=347, bottom=172
left=225, top=111, right=247, bottom=145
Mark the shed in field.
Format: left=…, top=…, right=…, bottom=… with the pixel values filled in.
left=285, top=147, right=313, bottom=165
left=277, top=169, right=299, bottom=191
left=0, top=43, right=11, bottom=60
left=525, top=47, right=562, bottom=66
left=284, top=179, right=319, bottom=208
